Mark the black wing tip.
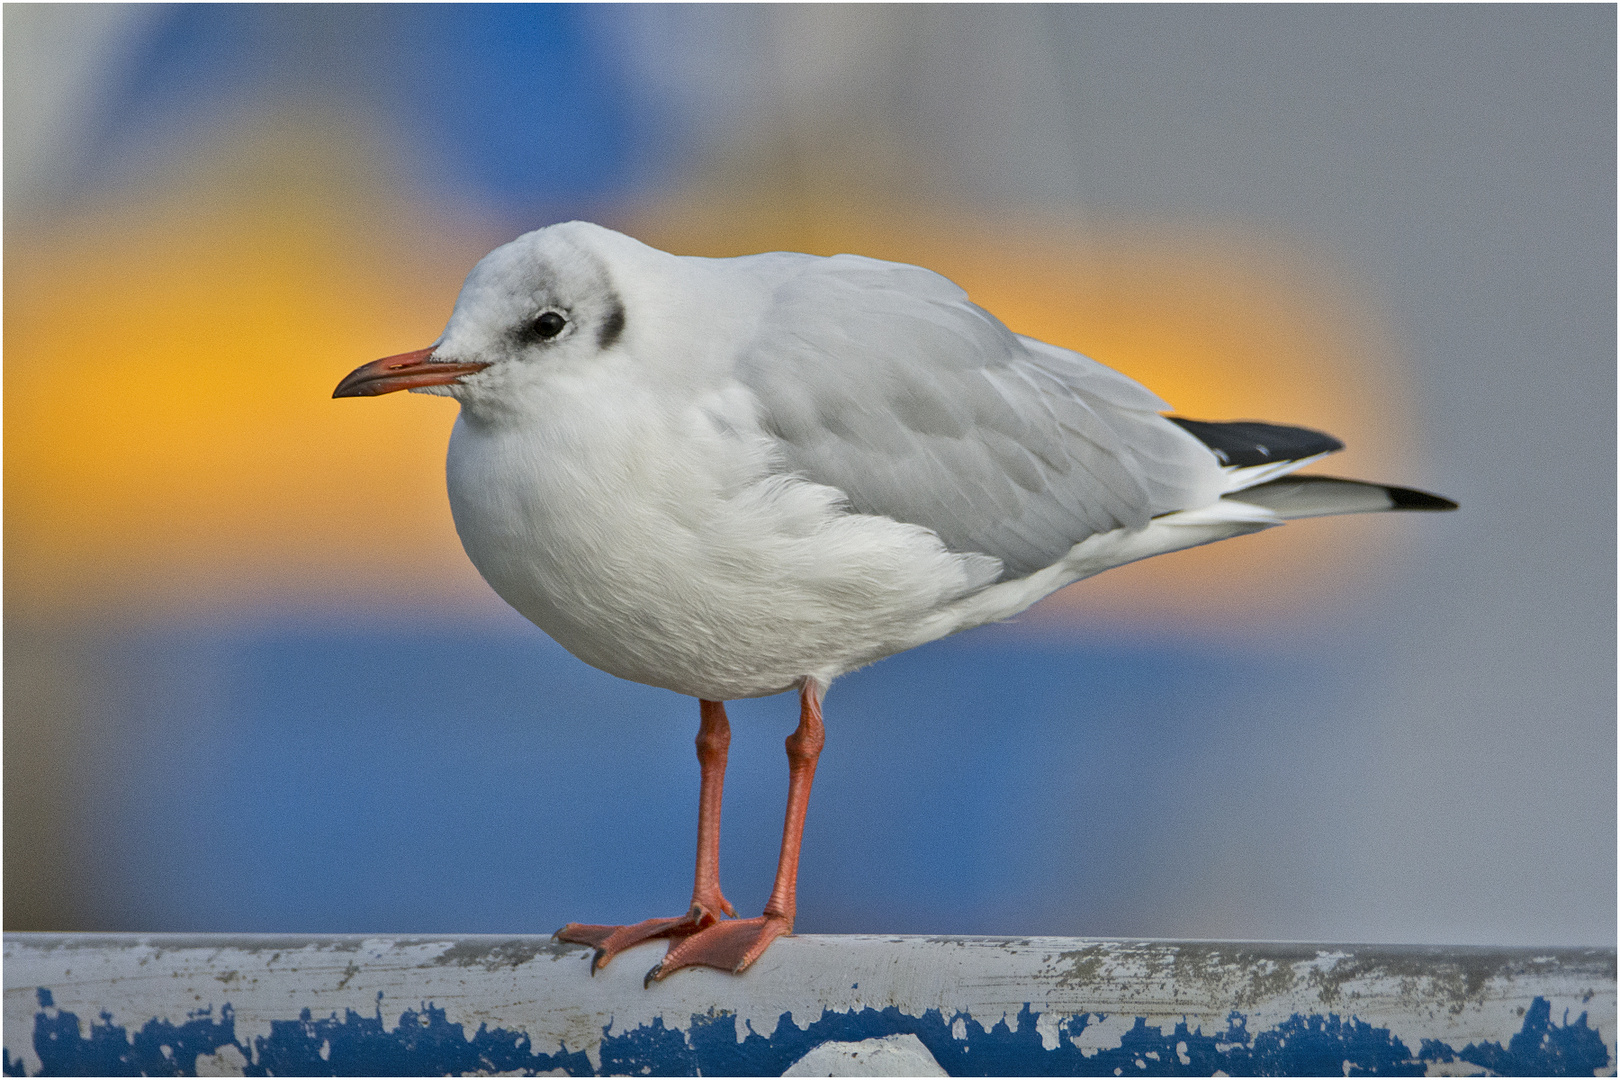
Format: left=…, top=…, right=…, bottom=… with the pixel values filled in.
left=1385, top=485, right=1459, bottom=511
left=1167, top=416, right=1344, bottom=466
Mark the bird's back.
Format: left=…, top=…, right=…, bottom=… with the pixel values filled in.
left=731, top=253, right=1230, bottom=578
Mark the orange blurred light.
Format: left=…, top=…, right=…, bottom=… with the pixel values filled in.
left=5, top=192, right=500, bottom=623
left=5, top=174, right=1418, bottom=631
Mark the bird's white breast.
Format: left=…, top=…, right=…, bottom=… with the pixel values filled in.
left=444, top=359, right=1002, bottom=700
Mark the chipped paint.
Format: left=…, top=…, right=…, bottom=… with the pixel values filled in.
left=782, top=1033, right=947, bottom=1076
left=4, top=934, right=1613, bottom=1076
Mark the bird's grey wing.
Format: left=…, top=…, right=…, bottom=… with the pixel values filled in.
left=735, top=254, right=1226, bottom=578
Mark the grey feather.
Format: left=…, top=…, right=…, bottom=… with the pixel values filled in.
left=735, top=254, right=1227, bottom=577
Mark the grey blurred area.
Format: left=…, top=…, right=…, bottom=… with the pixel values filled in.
left=605, top=3, right=1618, bottom=945
left=5, top=6, right=1613, bottom=944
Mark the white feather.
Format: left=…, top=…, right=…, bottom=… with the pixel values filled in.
left=422, top=222, right=1425, bottom=698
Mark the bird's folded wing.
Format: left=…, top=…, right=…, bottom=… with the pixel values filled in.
left=734, top=255, right=1226, bottom=578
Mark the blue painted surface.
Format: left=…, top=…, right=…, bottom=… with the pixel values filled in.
left=10, top=989, right=1609, bottom=1076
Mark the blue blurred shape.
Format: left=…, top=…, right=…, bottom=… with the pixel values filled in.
left=75, top=619, right=1354, bottom=937
left=406, top=5, right=641, bottom=200
left=78, top=5, right=650, bottom=206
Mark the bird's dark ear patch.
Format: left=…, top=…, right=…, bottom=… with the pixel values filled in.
left=598, top=298, right=626, bottom=350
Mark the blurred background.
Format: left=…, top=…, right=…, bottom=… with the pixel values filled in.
left=5, top=5, right=1613, bottom=945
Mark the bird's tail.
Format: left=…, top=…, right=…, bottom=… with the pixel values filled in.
left=1165, top=416, right=1458, bottom=518
left=952, top=419, right=1455, bottom=632
left=1224, top=474, right=1457, bottom=518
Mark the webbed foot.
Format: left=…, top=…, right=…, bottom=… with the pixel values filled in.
left=643, top=913, right=792, bottom=984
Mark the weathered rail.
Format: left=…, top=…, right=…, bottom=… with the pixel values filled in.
left=3, top=933, right=1613, bottom=1076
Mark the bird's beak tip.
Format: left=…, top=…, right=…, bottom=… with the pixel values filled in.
left=333, top=347, right=489, bottom=398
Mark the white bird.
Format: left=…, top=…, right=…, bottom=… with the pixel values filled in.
left=334, top=221, right=1454, bottom=981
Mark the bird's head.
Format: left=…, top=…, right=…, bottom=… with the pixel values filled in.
left=333, top=221, right=636, bottom=407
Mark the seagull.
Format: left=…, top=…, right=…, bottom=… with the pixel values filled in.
left=334, top=221, right=1455, bottom=982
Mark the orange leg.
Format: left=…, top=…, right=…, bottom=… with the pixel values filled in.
left=556, top=699, right=738, bottom=970
left=648, top=680, right=825, bottom=983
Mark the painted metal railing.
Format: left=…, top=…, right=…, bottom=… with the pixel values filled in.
left=4, top=933, right=1614, bottom=1076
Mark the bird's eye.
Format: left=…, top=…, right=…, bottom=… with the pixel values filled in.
left=529, top=311, right=567, bottom=340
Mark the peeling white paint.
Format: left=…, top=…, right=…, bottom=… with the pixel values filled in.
left=1072, top=1011, right=1141, bottom=1055
left=781, top=1033, right=946, bottom=1076
left=1035, top=1007, right=1064, bottom=1050
left=7, top=1015, right=41, bottom=1077
left=193, top=1043, right=247, bottom=1076
left=3, top=934, right=1613, bottom=1077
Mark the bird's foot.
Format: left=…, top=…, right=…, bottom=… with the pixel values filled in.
left=644, top=914, right=792, bottom=984
left=557, top=895, right=734, bottom=972
left=556, top=899, right=732, bottom=973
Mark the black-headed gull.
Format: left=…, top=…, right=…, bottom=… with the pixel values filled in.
left=334, top=221, right=1455, bottom=981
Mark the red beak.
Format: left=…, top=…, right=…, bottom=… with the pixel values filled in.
left=333, top=347, right=491, bottom=398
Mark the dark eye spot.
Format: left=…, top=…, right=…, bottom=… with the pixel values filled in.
left=529, top=311, right=567, bottom=340
left=598, top=298, right=625, bottom=350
